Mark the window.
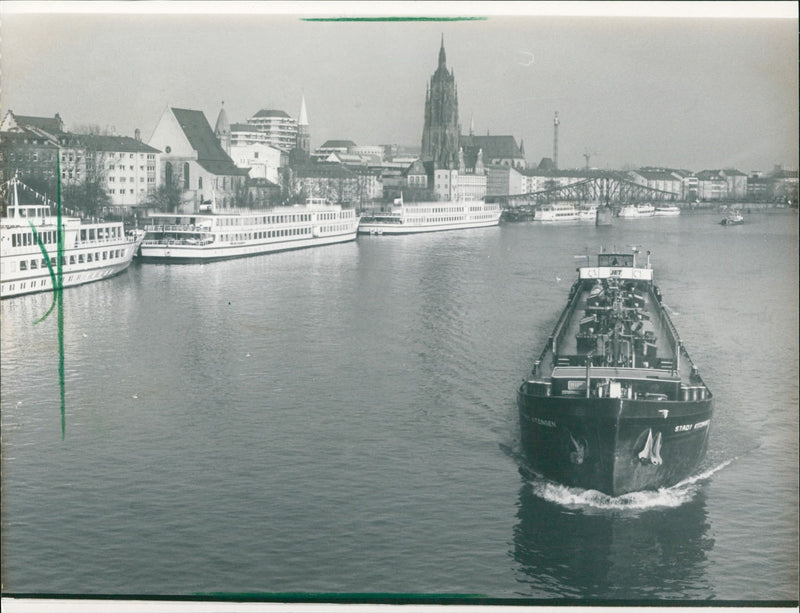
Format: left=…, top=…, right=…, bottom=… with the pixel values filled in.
left=183, top=162, right=190, bottom=189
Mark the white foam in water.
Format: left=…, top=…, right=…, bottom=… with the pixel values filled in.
left=528, top=459, right=735, bottom=511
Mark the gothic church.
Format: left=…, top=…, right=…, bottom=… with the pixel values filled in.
left=420, top=37, right=460, bottom=169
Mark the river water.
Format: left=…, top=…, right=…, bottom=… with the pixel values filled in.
left=1, top=211, right=797, bottom=603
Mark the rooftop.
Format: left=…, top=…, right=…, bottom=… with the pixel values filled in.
left=252, top=109, right=291, bottom=119
left=171, top=108, right=247, bottom=176
left=58, top=133, right=160, bottom=154
left=319, top=140, right=358, bottom=150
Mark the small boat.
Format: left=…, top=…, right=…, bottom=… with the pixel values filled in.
left=517, top=249, right=713, bottom=496
left=654, top=205, right=681, bottom=217
left=139, top=198, right=358, bottom=262
left=357, top=194, right=500, bottom=235
left=720, top=211, right=744, bottom=226
left=1, top=174, right=143, bottom=298
left=618, top=203, right=656, bottom=218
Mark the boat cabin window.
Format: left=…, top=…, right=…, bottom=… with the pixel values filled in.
left=598, top=254, right=634, bottom=267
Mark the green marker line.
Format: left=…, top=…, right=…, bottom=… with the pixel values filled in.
left=22, top=160, right=66, bottom=437
left=28, top=222, right=58, bottom=324
left=301, top=16, right=487, bottom=22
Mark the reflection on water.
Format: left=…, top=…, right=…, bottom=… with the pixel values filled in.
left=512, top=474, right=715, bottom=599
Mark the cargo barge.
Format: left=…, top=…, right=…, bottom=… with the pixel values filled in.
left=517, top=250, right=713, bottom=495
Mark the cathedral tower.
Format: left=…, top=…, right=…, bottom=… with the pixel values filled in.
left=421, top=36, right=460, bottom=169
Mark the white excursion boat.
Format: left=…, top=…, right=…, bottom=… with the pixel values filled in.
left=139, top=198, right=358, bottom=262
left=579, top=202, right=600, bottom=221
left=1, top=174, right=144, bottom=299
left=654, top=204, right=681, bottom=217
left=535, top=202, right=580, bottom=222
left=357, top=195, right=501, bottom=235
left=618, top=203, right=656, bottom=218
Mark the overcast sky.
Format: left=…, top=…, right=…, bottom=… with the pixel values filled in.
left=1, top=2, right=797, bottom=172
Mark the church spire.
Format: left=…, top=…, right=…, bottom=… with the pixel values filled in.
left=298, top=94, right=308, bottom=126
left=214, top=101, right=231, bottom=156
left=438, top=34, right=446, bottom=68
left=296, top=94, right=310, bottom=155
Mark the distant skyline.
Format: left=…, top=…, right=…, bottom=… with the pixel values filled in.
left=1, top=2, right=798, bottom=172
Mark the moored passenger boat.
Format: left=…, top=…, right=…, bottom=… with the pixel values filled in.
left=534, top=202, right=580, bottom=222
left=578, top=202, right=600, bottom=221
left=517, top=249, right=713, bottom=495
left=357, top=195, right=500, bottom=235
left=139, top=198, right=358, bottom=262
left=654, top=204, right=681, bottom=216
left=1, top=174, right=143, bottom=298
left=618, top=203, right=656, bottom=218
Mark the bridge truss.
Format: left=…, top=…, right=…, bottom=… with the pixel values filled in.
left=486, top=173, right=680, bottom=208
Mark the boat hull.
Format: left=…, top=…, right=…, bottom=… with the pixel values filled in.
left=139, top=231, right=356, bottom=263
left=357, top=217, right=499, bottom=235
left=517, top=387, right=712, bottom=496
left=1, top=258, right=136, bottom=298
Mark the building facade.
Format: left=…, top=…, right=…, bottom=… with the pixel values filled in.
left=246, top=109, right=298, bottom=152
left=230, top=142, right=283, bottom=184
left=57, top=134, right=160, bottom=210
left=0, top=128, right=59, bottom=198
left=1, top=112, right=159, bottom=211
left=628, top=168, right=682, bottom=198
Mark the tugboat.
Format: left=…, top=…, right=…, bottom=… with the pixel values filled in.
left=720, top=211, right=744, bottom=226
left=517, top=249, right=713, bottom=495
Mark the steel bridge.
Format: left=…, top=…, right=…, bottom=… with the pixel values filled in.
left=486, top=172, right=680, bottom=210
